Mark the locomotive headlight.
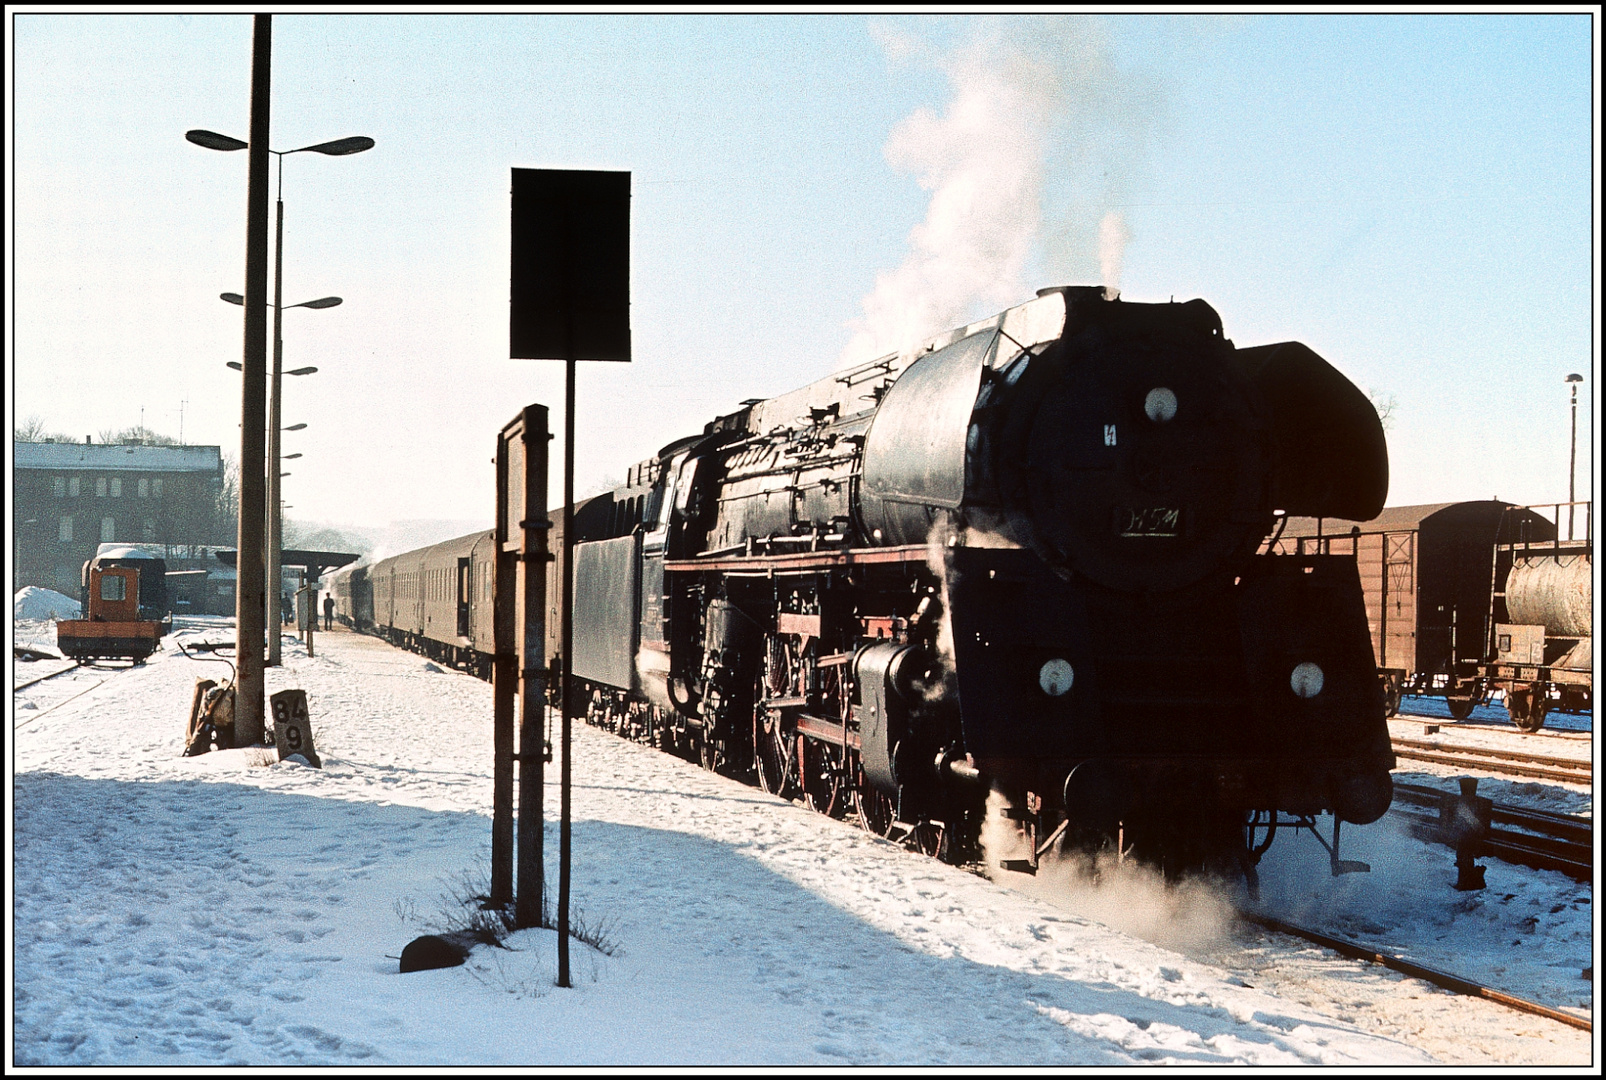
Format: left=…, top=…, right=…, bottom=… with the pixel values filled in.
left=1039, top=659, right=1075, bottom=696
left=1290, top=661, right=1325, bottom=699
left=1144, top=387, right=1178, bottom=423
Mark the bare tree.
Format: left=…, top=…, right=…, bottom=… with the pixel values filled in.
left=14, top=415, right=74, bottom=443
left=98, top=424, right=182, bottom=446
left=1367, top=388, right=1398, bottom=431
left=213, top=453, right=240, bottom=544
left=282, top=520, right=373, bottom=559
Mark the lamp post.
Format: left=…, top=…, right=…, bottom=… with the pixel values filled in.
left=190, top=128, right=371, bottom=666
left=1566, top=373, right=1583, bottom=539
left=222, top=290, right=332, bottom=664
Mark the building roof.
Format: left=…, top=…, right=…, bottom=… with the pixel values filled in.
left=14, top=442, right=222, bottom=473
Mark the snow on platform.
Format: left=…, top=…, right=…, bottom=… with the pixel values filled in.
left=7, top=625, right=1576, bottom=1066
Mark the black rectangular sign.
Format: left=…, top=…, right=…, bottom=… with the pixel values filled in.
left=510, top=168, right=631, bottom=362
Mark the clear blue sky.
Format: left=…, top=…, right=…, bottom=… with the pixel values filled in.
left=9, top=12, right=1597, bottom=531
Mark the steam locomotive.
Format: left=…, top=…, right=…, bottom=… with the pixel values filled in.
left=331, top=286, right=1395, bottom=881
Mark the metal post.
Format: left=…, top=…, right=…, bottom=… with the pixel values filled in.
left=233, top=14, right=272, bottom=745
left=559, top=355, right=575, bottom=989
left=305, top=575, right=315, bottom=659
left=268, top=181, right=284, bottom=666
left=492, top=427, right=515, bottom=907
left=516, top=405, right=549, bottom=930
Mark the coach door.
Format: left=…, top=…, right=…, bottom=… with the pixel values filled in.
left=457, top=557, right=471, bottom=638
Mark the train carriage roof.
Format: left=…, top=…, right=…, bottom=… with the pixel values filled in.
left=1277, top=500, right=1555, bottom=539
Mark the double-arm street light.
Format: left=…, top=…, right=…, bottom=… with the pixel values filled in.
left=190, top=128, right=372, bottom=665
left=224, top=291, right=331, bottom=661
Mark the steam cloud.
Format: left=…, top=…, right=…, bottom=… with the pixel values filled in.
left=980, top=790, right=1237, bottom=955
left=840, top=18, right=1159, bottom=369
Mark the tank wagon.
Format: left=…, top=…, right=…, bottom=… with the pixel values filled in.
left=333, top=286, right=1398, bottom=882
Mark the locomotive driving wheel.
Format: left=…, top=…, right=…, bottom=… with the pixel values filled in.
left=801, top=741, right=848, bottom=818
left=854, top=772, right=898, bottom=837
left=754, top=634, right=804, bottom=798
left=910, top=820, right=949, bottom=860
left=755, top=708, right=798, bottom=798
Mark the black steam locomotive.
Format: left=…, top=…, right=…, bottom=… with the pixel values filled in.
left=332, top=286, right=1394, bottom=880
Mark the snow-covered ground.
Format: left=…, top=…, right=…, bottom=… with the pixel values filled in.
left=9, top=616, right=1595, bottom=1066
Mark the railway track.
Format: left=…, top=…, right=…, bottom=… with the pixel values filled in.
left=1390, top=781, right=1592, bottom=881
left=1390, top=735, right=1592, bottom=784
left=1240, top=911, right=1592, bottom=1032
left=14, top=662, right=87, bottom=691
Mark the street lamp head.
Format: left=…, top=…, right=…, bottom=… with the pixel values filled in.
left=297, top=136, right=375, bottom=157
left=283, top=453, right=303, bottom=460
left=283, top=423, right=308, bottom=431
left=221, top=293, right=245, bottom=305
left=1566, top=373, right=1584, bottom=384
left=186, top=129, right=248, bottom=152
left=290, top=297, right=342, bottom=310
left=226, top=361, right=243, bottom=371
left=287, top=367, right=319, bottom=376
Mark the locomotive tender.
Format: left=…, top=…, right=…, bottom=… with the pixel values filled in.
left=331, top=286, right=1395, bottom=877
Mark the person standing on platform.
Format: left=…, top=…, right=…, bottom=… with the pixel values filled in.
left=323, top=593, right=335, bottom=631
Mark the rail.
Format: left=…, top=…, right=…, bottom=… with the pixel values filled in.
left=1391, top=780, right=1591, bottom=881
left=1240, top=912, right=1591, bottom=1032
left=1390, top=735, right=1591, bottom=784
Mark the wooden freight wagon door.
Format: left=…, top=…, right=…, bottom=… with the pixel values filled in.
left=1378, top=530, right=1417, bottom=674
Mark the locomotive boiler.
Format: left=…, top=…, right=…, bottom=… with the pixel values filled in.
left=335, top=285, right=1396, bottom=881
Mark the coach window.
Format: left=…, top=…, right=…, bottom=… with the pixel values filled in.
left=96, top=477, right=108, bottom=497
left=101, top=516, right=115, bottom=542
left=53, top=476, right=66, bottom=497
left=110, top=477, right=122, bottom=498
left=69, top=477, right=81, bottom=497
left=59, top=516, right=73, bottom=542
left=139, top=478, right=150, bottom=498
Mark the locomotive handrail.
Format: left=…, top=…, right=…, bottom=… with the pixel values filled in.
left=665, top=543, right=928, bottom=574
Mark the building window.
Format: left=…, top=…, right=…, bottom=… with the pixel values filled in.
left=69, top=477, right=80, bottom=497
left=138, top=478, right=149, bottom=498
left=143, top=518, right=157, bottom=540
left=96, top=477, right=107, bottom=497
left=152, top=478, right=164, bottom=498
left=53, top=476, right=66, bottom=497
left=101, top=516, right=115, bottom=542
left=110, top=477, right=122, bottom=498
left=59, top=515, right=73, bottom=542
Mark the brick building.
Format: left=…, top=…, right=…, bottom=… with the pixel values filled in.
left=13, top=441, right=227, bottom=594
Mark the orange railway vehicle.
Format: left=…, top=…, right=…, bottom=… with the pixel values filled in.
left=56, top=565, right=164, bottom=664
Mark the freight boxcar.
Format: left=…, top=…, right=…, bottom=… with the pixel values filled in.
left=1264, top=500, right=1578, bottom=724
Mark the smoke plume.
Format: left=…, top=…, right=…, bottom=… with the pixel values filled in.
left=840, top=18, right=1159, bottom=369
